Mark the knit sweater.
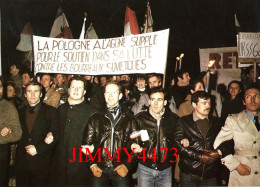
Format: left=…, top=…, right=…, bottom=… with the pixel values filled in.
left=0, top=99, right=22, bottom=144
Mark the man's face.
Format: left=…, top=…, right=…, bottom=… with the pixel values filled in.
left=56, top=74, right=65, bottom=85
left=247, top=69, right=258, bottom=82
left=25, top=85, right=41, bottom=106
left=179, top=72, right=191, bottom=86
left=148, top=76, right=161, bottom=88
left=0, top=80, right=3, bottom=100
left=100, top=77, right=107, bottom=87
left=194, top=82, right=204, bottom=92
left=41, top=75, right=52, bottom=90
left=243, top=88, right=260, bottom=113
left=68, top=80, right=85, bottom=101
left=104, top=84, right=122, bottom=107
left=22, top=73, right=32, bottom=86
left=193, top=98, right=211, bottom=117
left=136, top=78, right=146, bottom=89
left=149, top=92, right=166, bottom=114
left=10, top=65, right=19, bottom=76
left=229, top=83, right=240, bottom=98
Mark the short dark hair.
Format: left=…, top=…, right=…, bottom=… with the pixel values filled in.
left=191, top=91, right=211, bottom=104
left=40, top=73, right=52, bottom=79
left=244, top=87, right=260, bottom=98
left=68, top=76, right=86, bottom=89
left=22, top=71, right=34, bottom=79
left=148, top=86, right=165, bottom=98
left=189, top=79, right=204, bottom=92
left=228, top=80, right=242, bottom=91
left=148, top=74, right=162, bottom=83
left=25, top=81, right=42, bottom=93
left=135, top=74, right=146, bottom=83
left=174, top=69, right=189, bottom=83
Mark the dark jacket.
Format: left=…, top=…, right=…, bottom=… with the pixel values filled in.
left=83, top=105, right=138, bottom=171
left=15, top=103, right=58, bottom=186
left=174, top=114, right=222, bottom=179
left=171, top=85, right=190, bottom=109
left=135, top=110, right=179, bottom=171
left=221, top=94, right=245, bottom=123
left=53, top=100, right=96, bottom=186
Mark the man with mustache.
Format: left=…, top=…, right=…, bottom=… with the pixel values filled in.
left=214, top=87, right=260, bottom=186
left=174, top=91, right=223, bottom=186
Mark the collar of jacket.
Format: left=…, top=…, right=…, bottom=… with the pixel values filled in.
left=105, top=104, right=130, bottom=116
left=66, top=100, right=87, bottom=110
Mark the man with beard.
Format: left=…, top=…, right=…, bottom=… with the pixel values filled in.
left=214, top=87, right=260, bottom=186
left=53, top=76, right=97, bottom=186
left=82, top=80, right=138, bottom=187
left=15, top=81, right=57, bottom=186
left=0, top=76, right=22, bottom=186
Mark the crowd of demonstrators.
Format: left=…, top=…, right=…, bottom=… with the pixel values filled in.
left=0, top=62, right=260, bottom=187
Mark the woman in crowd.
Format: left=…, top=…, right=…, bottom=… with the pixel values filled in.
left=221, top=80, right=245, bottom=123
left=6, top=82, right=24, bottom=111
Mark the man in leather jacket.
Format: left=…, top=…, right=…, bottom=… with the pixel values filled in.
left=174, top=91, right=228, bottom=186
left=134, top=86, right=179, bottom=187
left=83, top=80, right=138, bottom=187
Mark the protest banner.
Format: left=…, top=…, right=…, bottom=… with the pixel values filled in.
left=238, top=32, right=260, bottom=62
left=33, top=29, right=169, bottom=75
left=199, top=47, right=240, bottom=87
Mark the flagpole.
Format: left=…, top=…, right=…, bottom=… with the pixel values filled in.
left=31, top=35, right=35, bottom=77
left=162, top=29, right=170, bottom=89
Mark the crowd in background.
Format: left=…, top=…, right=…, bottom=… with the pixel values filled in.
left=0, top=62, right=259, bottom=187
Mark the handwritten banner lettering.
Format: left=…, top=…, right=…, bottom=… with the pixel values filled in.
left=33, top=29, right=169, bottom=75
left=238, top=32, right=260, bottom=62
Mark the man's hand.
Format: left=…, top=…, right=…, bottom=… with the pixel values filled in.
left=203, top=149, right=221, bottom=159
left=91, top=165, right=103, bottom=178
left=180, top=138, right=189, bottom=147
left=236, top=164, right=251, bottom=176
left=81, top=144, right=94, bottom=155
left=131, top=143, right=143, bottom=153
left=200, top=154, right=217, bottom=165
left=25, top=145, right=37, bottom=156
left=44, top=132, right=54, bottom=144
left=114, top=164, right=128, bottom=177
left=1, top=127, right=12, bottom=137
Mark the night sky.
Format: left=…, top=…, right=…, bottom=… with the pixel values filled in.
left=1, top=0, right=260, bottom=81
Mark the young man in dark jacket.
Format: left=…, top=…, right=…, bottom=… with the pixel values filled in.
left=174, top=91, right=232, bottom=186
left=134, top=86, right=179, bottom=187
left=15, top=81, right=57, bottom=186
left=82, top=80, right=138, bottom=187
left=53, top=76, right=96, bottom=186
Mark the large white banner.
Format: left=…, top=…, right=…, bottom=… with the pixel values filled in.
left=33, top=29, right=169, bottom=75
left=199, top=47, right=241, bottom=87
